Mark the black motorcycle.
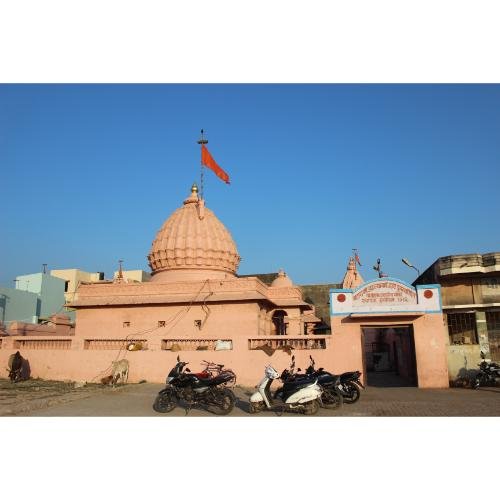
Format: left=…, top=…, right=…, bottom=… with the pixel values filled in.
left=153, top=356, right=237, bottom=415
left=299, top=355, right=364, bottom=405
left=332, top=369, right=364, bottom=404
left=473, top=351, right=500, bottom=389
left=277, top=356, right=343, bottom=410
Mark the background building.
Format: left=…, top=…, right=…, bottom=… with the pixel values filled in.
left=0, top=287, right=39, bottom=325
left=0, top=272, right=67, bottom=326
left=112, top=270, right=151, bottom=283
left=50, top=269, right=105, bottom=303
left=413, top=252, right=500, bottom=379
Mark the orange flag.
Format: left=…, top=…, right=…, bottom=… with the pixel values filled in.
left=201, top=144, right=230, bottom=184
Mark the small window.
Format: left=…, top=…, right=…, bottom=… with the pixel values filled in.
left=123, top=321, right=130, bottom=328
left=64, top=281, right=70, bottom=292
left=447, top=313, right=477, bottom=344
left=158, top=321, right=166, bottom=327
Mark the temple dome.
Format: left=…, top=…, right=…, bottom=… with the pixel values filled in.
left=148, top=184, right=241, bottom=282
left=271, top=269, right=294, bottom=288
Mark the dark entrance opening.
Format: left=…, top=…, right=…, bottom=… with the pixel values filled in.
left=361, top=325, right=418, bottom=387
left=272, top=310, right=288, bottom=336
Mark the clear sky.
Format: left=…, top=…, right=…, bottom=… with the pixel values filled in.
left=1, top=84, right=499, bottom=287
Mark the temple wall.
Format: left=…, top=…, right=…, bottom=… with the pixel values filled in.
left=0, top=334, right=339, bottom=386
left=74, top=302, right=262, bottom=346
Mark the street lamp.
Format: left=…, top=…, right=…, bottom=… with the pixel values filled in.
left=402, top=258, right=420, bottom=277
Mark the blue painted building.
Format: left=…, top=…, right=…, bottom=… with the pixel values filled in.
left=0, top=272, right=68, bottom=326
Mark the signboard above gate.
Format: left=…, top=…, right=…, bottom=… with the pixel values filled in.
left=330, top=278, right=441, bottom=316
left=352, top=280, right=417, bottom=306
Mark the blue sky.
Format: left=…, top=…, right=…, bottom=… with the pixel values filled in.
left=1, top=84, right=499, bottom=287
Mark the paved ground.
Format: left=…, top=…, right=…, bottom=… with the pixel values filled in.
left=2, top=378, right=498, bottom=416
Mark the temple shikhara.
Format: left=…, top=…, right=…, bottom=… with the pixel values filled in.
left=0, top=174, right=452, bottom=388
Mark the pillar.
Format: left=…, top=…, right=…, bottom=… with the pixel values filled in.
left=475, top=310, right=490, bottom=356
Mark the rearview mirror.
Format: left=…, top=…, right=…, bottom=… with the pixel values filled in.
left=480, top=351, right=486, bottom=359
left=177, top=355, right=180, bottom=362
left=297, top=368, right=301, bottom=372
left=185, top=368, right=191, bottom=372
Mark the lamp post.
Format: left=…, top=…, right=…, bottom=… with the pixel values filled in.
left=402, top=258, right=420, bottom=277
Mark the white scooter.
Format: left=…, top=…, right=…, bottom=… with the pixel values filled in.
left=248, top=365, right=323, bottom=415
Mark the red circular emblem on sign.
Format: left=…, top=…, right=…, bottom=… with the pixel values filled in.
left=337, top=294, right=346, bottom=303
left=424, top=289, right=433, bottom=299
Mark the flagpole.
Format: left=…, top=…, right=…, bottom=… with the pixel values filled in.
left=197, top=129, right=208, bottom=199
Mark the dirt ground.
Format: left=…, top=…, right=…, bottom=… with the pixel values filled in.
left=0, top=378, right=126, bottom=416
left=1, top=378, right=499, bottom=416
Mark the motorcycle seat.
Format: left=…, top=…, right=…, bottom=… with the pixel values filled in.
left=196, top=372, right=234, bottom=387
left=282, top=376, right=318, bottom=390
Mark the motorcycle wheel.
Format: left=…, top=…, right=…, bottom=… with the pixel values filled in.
left=153, top=391, right=176, bottom=413
left=210, top=388, right=235, bottom=415
left=302, top=399, right=320, bottom=416
left=321, top=388, right=343, bottom=410
left=343, top=382, right=361, bottom=404
left=248, top=401, right=264, bottom=414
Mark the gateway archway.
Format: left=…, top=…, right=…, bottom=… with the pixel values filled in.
left=330, top=278, right=450, bottom=388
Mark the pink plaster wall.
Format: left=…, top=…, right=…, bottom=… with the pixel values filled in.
left=0, top=334, right=338, bottom=386
left=411, top=314, right=449, bottom=388
left=74, top=301, right=263, bottom=345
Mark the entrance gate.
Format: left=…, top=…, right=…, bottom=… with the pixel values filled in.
left=330, top=278, right=449, bottom=388
left=362, top=325, right=418, bottom=387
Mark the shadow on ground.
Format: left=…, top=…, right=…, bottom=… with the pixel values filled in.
left=366, top=372, right=416, bottom=388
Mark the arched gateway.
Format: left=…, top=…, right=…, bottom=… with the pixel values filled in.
left=330, top=278, right=449, bottom=388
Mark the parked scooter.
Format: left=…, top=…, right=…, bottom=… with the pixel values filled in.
left=290, top=356, right=364, bottom=405
left=473, top=351, right=500, bottom=389
left=153, top=356, right=237, bottom=415
left=249, top=364, right=323, bottom=415
left=278, top=356, right=343, bottom=410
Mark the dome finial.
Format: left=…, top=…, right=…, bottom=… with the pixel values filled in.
left=184, top=183, right=200, bottom=205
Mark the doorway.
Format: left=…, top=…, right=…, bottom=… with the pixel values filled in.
left=272, top=310, right=288, bottom=335
left=361, top=325, right=418, bottom=387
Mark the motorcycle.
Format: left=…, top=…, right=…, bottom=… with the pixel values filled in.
left=473, top=351, right=500, bottom=389
left=333, top=369, right=364, bottom=404
left=153, top=356, right=237, bottom=415
left=286, top=356, right=364, bottom=405
left=278, top=355, right=343, bottom=410
left=248, top=364, right=323, bottom=415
